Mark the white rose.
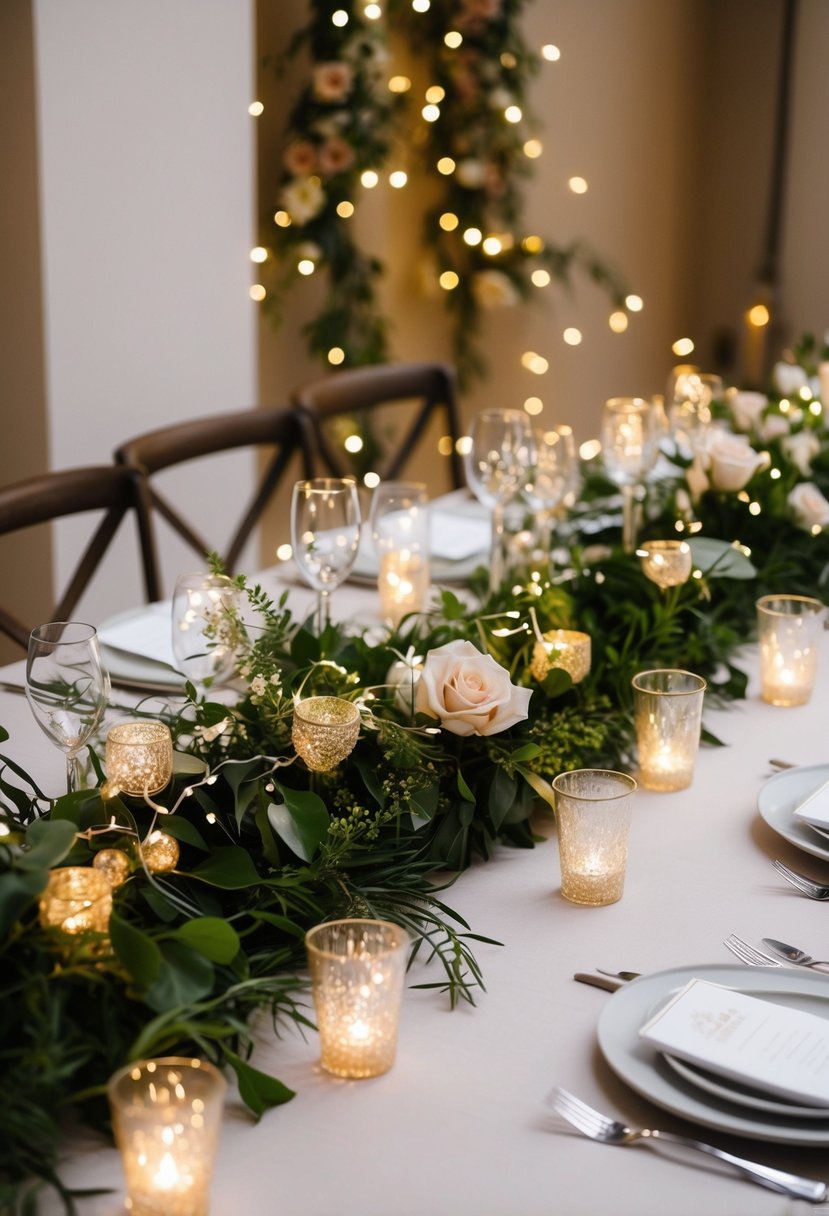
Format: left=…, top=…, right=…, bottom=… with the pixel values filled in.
left=728, top=390, right=767, bottom=433
left=415, top=639, right=532, bottom=737
left=280, top=177, right=325, bottom=225
left=773, top=361, right=808, bottom=396
left=455, top=159, right=486, bottom=189
left=788, top=482, right=829, bottom=530
left=705, top=431, right=763, bottom=493
left=386, top=654, right=423, bottom=716
left=759, top=413, right=790, bottom=442
left=471, top=269, right=519, bottom=309
left=781, top=430, right=820, bottom=477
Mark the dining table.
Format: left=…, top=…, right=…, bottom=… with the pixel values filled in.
left=6, top=561, right=829, bottom=1216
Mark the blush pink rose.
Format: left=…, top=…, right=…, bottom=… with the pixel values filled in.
left=415, top=639, right=532, bottom=737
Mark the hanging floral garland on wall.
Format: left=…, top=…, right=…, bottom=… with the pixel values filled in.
left=260, top=0, right=628, bottom=387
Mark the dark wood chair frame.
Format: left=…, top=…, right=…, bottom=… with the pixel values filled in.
left=0, top=464, right=149, bottom=650
left=115, top=405, right=314, bottom=601
left=292, top=362, right=464, bottom=490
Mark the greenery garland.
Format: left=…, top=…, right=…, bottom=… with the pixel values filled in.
left=261, top=0, right=627, bottom=386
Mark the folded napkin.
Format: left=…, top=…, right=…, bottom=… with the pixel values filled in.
left=793, top=777, right=829, bottom=831
left=97, top=603, right=177, bottom=670
left=640, top=977, right=829, bottom=1108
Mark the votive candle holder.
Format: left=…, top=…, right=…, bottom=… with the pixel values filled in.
left=378, top=550, right=430, bottom=626
left=756, top=594, right=824, bottom=706
left=106, top=721, right=173, bottom=796
left=530, top=629, right=591, bottom=684
left=305, top=918, right=408, bottom=1079
left=551, top=769, right=636, bottom=906
left=631, top=669, right=707, bottom=791
left=292, top=696, right=360, bottom=772
left=39, top=866, right=112, bottom=937
left=108, top=1057, right=226, bottom=1216
left=637, top=540, right=692, bottom=589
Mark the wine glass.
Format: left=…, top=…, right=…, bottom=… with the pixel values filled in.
left=291, top=478, right=361, bottom=632
left=26, top=621, right=109, bottom=793
left=463, top=409, right=535, bottom=593
left=171, top=572, right=240, bottom=691
left=600, top=397, right=659, bottom=553
left=369, top=481, right=430, bottom=626
left=668, top=369, right=723, bottom=455
left=522, top=426, right=576, bottom=567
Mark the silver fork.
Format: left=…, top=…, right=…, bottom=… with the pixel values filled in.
left=773, top=859, right=829, bottom=901
left=546, top=1087, right=826, bottom=1201
left=722, top=934, right=783, bottom=967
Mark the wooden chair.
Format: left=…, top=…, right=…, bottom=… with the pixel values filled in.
left=292, top=362, right=464, bottom=490
left=0, top=464, right=149, bottom=650
left=115, top=406, right=313, bottom=601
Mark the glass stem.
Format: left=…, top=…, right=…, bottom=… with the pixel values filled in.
left=66, top=753, right=82, bottom=794
left=317, top=589, right=331, bottom=635
left=621, top=484, right=638, bottom=554
left=489, top=503, right=505, bottom=594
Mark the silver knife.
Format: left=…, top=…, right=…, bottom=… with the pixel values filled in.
left=573, top=972, right=626, bottom=992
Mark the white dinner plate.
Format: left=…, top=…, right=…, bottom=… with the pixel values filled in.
left=662, top=1054, right=829, bottom=1119
left=98, top=605, right=185, bottom=692
left=597, top=963, right=829, bottom=1145
left=757, top=764, right=829, bottom=863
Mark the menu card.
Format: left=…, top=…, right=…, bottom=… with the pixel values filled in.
left=793, top=777, right=829, bottom=831
left=640, top=978, right=829, bottom=1107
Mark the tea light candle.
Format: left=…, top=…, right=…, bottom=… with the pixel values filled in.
left=632, top=669, right=706, bottom=791
left=530, top=629, right=591, bottom=684
left=292, top=696, right=361, bottom=772
left=378, top=549, right=430, bottom=626
left=107, top=1057, right=226, bottom=1216
left=637, top=540, right=692, bottom=589
left=757, top=595, right=824, bottom=706
left=106, top=721, right=174, bottom=796
left=39, top=866, right=112, bottom=936
left=551, top=770, right=636, bottom=906
left=305, top=919, right=408, bottom=1078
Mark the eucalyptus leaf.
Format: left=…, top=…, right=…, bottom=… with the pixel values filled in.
left=144, top=940, right=215, bottom=1013
left=191, top=846, right=262, bottom=889
left=18, top=819, right=78, bottom=871
left=267, top=785, right=329, bottom=862
left=688, top=536, right=756, bottom=580
left=159, top=816, right=208, bottom=851
left=110, top=912, right=163, bottom=988
left=0, top=868, right=48, bottom=937
left=172, top=917, right=240, bottom=964
left=173, top=751, right=210, bottom=776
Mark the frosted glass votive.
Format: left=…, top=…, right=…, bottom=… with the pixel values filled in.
left=305, top=918, right=408, bottom=1078
left=551, top=769, right=636, bottom=906
left=39, top=866, right=113, bottom=937
left=637, top=540, right=692, bottom=589
left=530, top=629, right=591, bottom=684
left=632, top=668, right=706, bottom=791
left=292, top=696, right=361, bottom=772
left=757, top=595, right=824, bottom=706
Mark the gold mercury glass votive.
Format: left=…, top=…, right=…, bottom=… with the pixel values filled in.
left=106, top=721, right=174, bottom=796
left=637, top=540, right=692, bottom=589
left=632, top=669, right=707, bottom=791
left=530, top=630, right=591, bottom=684
left=756, top=594, right=824, bottom=706
left=292, top=696, right=361, bottom=772
left=107, top=1057, right=226, bottom=1216
left=551, top=769, right=637, bottom=906
left=305, top=919, right=408, bottom=1079
left=39, top=866, right=113, bottom=936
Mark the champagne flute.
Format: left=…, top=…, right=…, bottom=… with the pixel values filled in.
left=26, top=621, right=109, bottom=793
left=600, top=397, right=658, bottom=553
left=369, top=481, right=430, bottom=626
left=171, top=572, right=240, bottom=692
left=522, top=426, right=576, bottom=567
left=291, top=478, right=361, bottom=632
left=463, top=409, right=535, bottom=593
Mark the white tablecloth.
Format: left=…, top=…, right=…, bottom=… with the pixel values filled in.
left=6, top=575, right=829, bottom=1216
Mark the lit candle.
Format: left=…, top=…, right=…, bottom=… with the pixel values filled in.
left=378, top=549, right=430, bottom=625
left=292, top=696, right=361, bottom=772
left=39, top=866, right=112, bottom=938
left=631, top=669, right=706, bottom=791
left=551, top=770, right=636, bottom=906
left=637, top=540, right=692, bottom=589
left=530, top=629, right=591, bottom=684
left=305, top=919, right=408, bottom=1078
left=108, top=1057, right=226, bottom=1216
left=106, top=721, right=173, bottom=797
left=757, top=595, right=824, bottom=706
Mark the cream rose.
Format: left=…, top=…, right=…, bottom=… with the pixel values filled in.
left=728, top=390, right=767, bottom=434
left=782, top=430, right=820, bottom=477
left=415, top=640, right=532, bottom=737
left=772, top=361, right=808, bottom=396
left=706, top=431, right=763, bottom=492
left=471, top=269, right=519, bottom=309
left=788, top=482, right=829, bottom=531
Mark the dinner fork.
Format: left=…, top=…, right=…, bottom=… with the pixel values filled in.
left=722, top=934, right=783, bottom=968
left=772, top=860, right=829, bottom=901
left=546, top=1087, right=826, bottom=1201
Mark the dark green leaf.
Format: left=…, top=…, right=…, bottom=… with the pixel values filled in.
left=267, top=785, right=329, bottom=863
left=0, top=868, right=48, bottom=937
left=145, top=940, right=214, bottom=1012
left=223, top=1049, right=295, bottom=1118
left=160, top=816, right=208, bottom=851
left=172, top=917, right=240, bottom=963
left=191, top=846, right=261, bottom=889
left=110, top=912, right=163, bottom=988
left=19, top=819, right=78, bottom=871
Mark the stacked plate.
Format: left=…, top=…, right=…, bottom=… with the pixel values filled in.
left=597, top=963, right=829, bottom=1145
left=758, top=764, right=829, bottom=863
left=97, top=602, right=185, bottom=693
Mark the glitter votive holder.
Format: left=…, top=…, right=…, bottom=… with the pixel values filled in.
left=107, top=1057, right=226, bottom=1216
left=292, top=696, right=361, bottom=772
left=39, top=866, right=113, bottom=936
left=551, top=769, right=636, bottom=906
left=637, top=540, right=692, bottom=589
left=530, top=629, right=591, bottom=684
left=106, top=721, right=173, bottom=796
left=631, top=669, right=707, bottom=791
left=757, top=595, right=824, bottom=706
left=305, top=919, right=408, bottom=1079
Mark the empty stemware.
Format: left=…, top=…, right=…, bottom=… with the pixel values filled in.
left=291, top=477, right=361, bottom=632
left=522, top=426, right=576, bottom=568
left=668, top=369, right=723, bottom=456
left=26, top=621, right=109, bottom=793
left=171, top=572, right=240, bottom=692
left=463, top=409, right=535, bottom=593
left=600, top=396, right=658, bottom=553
